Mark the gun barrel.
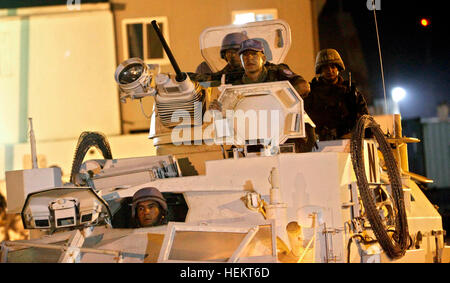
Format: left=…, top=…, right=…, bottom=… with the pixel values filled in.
left=151, top=20, right=186, bottom=81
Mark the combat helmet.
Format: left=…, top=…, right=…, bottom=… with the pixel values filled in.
left=238, top=39, right=265, bottom=55
left=220, top=32, right=249, bottom=59
left=130, top=187, right=168, bottom=219
left=315, top=49, right=345, bottom=74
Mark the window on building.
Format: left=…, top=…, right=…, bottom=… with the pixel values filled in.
left=232, top=9, right=278, bottom=25
left=122, top=17, right=169, bottom=65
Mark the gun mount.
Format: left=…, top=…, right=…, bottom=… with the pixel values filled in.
left=114, top=21, right=206, bottom=129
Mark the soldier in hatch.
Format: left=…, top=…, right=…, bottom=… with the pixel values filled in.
left=232, top=39, right=310, bottom=97
left=130, top=187, right=168, bottom=228
left=189, top=32, right=249, bottom=84
left=303, top=49, right=370, bottom=141
left=211, top=39, right=315, bottom=152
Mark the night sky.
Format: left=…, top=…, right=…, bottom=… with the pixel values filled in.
left=346, top=1, right=448, bottom=119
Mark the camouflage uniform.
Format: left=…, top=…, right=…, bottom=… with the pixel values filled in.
left=231, top=39, right=310, bottom=97
left=304, top=76, right=369, bottom=141
left=189, top=63, right=245, bottom=84
left=233, top=39, right=315, bottom=152
left=195, top=61, right=213, bottom=74
left=189, top=62, right=304, bottom=88
left=233, top=62, right=309, bottom=98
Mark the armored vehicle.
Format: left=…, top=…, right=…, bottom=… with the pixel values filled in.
left=1, top=20, right=449, bottom=263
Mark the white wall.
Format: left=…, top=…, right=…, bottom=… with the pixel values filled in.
left=0, top=4, right=121, bottom=145
left=0, top=18, right=22, bottom=144
left=0, top=4, right=129, bottom=184
left=27, top=9, right=121, bottom=142
left=0, top=145, right=4, bottom=180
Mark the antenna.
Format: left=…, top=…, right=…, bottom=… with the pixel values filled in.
left=28, top=117, right=38, bottom=169
left=371, top=0, right=395, bottom=136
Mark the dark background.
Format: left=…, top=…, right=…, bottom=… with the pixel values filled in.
left=344, top=0, right=447, bottom=119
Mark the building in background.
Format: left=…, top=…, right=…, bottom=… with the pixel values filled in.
left=0, top=0, right=321, bottom=181
left=111, top=0, right=321, bottom=133
left=403, top=103, right=449, bottom=242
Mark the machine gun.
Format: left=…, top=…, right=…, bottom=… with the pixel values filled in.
left=115, top=21, right=205, bottom=128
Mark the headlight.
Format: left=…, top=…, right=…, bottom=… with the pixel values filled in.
left=118, top=63, right=144, bottom=84
left=50, top=198, right=78, bottom=228
left=114, top=58, right=156, bottom=101
left=34, top=217, right=51, bottom=228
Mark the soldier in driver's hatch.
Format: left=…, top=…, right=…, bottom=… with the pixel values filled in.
left=130, top=187, right=168, bottom=228
left=304, top=49, right=370, bottom=141
left=188, top=32, right=248, bottom=84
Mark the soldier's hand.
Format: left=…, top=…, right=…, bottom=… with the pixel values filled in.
left=295, top=80, right=311, bottom=98
left=209, top=99, right=222, bottom=112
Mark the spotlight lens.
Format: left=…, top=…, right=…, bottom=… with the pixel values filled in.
left=119, top=63, right=144, bottom=84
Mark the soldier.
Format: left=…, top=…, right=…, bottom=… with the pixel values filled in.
left=210, top=39, right=310, bottom=109
left=189, top=32, right=249, bottom=84
left=130, top=187, right=168, bottom=228
left=211, top=39, right=315, bottom=152
left=304, top=49, right=370, bottom=141
left=234, top=39, right=310, bottom=98
left=195, top=61, right=213, bottom=75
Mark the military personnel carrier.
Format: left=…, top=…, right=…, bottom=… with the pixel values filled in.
left=1, top=20, right=449, bottom=263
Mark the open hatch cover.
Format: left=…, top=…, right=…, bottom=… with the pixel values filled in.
left=199, top=19, right=292, bottom=72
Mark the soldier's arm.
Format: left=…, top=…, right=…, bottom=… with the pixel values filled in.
left=351, top=87, right=373, bottom=138
left=195, top=61, right=213, bottom=74
left=293, top=79, right=311, bottom=98
left=353, top=87, right=369, bottom=119
left=187, top=72, right=211, bottom=82
left=276, top=64, right=310, bottom=98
